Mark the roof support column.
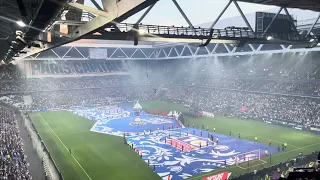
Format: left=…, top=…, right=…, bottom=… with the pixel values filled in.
left=233, top=0, right=254, bottom=33
left=307, top=13, right=320, bottom=37
left=263, top=7, right=283, bottom=35
left=283, top=8, right=298, bottom=33
left=135, top=3, right=156, bottom=24
left=209, top=0, right=232, bottom=29
left=171, top=0, right=194, bottom=29
left=90, top=0, right=103, bottom=10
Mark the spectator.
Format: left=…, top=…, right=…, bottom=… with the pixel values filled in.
left=0, top=107, right=31, bottom=179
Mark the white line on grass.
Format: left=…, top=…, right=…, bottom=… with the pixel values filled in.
left=257, top=136, right=299, bottom=148
left=38, top=113, right=93, bottom=180
left=187, top=142, right=320, bottom=180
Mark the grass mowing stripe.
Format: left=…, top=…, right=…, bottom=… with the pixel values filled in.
left=254, top=122, right=320, bottom=140
left=38, top=113, right=93, bottom=180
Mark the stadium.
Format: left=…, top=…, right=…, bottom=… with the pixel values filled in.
left=0, top=0, right=320, bottom=180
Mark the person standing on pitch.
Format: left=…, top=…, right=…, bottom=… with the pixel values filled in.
left=213, top=127, right=216, bottom=132
left=239, top=133, right=240, bottom=138
left=269, top=140, right=272, bottom=146
left=229, top=131, right=231, bottom=136
left=216, top=137, right=219, bottom=144
left=255, top=137, right=258, bottom=142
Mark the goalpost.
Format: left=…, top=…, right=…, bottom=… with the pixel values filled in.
left=234, top=149, right=267, bottom=169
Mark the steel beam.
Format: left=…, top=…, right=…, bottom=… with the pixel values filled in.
left=90, top=0, right=103, bottom=10
left=263, top=7, right=283, bottom=35
left=19, top=0, right=158, bottom=60
left=136, top=3, right=156, bottom=24
left=171, top=0, right=194, bottom=28
left=68, top=2, right=110, bottom=18
left=21, top=44, right=320, bottom=61
left=283, top=7, right=298, bottom=33
left=209, top=0, right=232, bottom=29
left=54, top=20, right=86, bottom=26
left=307, top=13, right=320, bottom=36
left=233, top=0, right=254, bottom=32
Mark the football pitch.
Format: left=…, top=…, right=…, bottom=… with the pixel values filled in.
left=29, top=100, right=320, bottom=180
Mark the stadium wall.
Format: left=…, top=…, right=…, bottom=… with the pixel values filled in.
left=26, top=115, right=64, bottom=180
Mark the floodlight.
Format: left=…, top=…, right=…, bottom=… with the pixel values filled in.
left=16, top=20, right=26, bottom=27
left=266, top=36, right=273, bottom=41
left=138, top=29, right=145, bottom=35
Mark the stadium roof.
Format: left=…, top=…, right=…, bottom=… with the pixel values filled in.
left=197, top=8, right=319, bottom=29
left=237, top=0, right=320, bottom=12
left=71, top=7, right=319, bottom=48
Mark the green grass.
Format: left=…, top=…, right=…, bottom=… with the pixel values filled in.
left=140, top=100, right=320, bottom=179
left=29, top=100, right=320, bottom=180
left=29, top=111, right=161, bottom=180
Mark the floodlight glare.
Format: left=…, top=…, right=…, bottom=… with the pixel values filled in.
left=16, top=20, right=26, bottom=27
left=138, top=29, right=145, bottom=35
left=266, top=36, right=273, bottom=41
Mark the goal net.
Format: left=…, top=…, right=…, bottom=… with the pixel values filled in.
left=234, top=149, right=266, bottom=169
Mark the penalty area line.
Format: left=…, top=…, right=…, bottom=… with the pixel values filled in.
left=38, top=113, right=93, bottom=180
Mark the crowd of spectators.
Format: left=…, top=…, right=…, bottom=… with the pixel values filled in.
left=0, top=56, right=318, bottom=126
left=0, top=107, right=31, bottom=180
left=30, top=87, right=157, bottom=110
left=0, top=52, right=319, bottom=180
left=233, top=151, right=319, bottom=180
left=164, top=86, right=320, bottom=126
left=0, top=75, right=319, bottom=97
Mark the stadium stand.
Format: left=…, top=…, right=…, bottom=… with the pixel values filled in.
left=232, top=151, right=319, bottom=180
left=0, top=55, right=319, bottom=129
left=0, top=52, right=320, bottom=179
left=0, top=107, right=31, bottom=180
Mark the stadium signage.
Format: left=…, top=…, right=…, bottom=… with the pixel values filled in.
left=199, top=111, right=215, bottom=118
left=202, top=171, right=231, bottom=180
left=310, top=127, right=320, bottom=132
left=257, top=118, right=319, bottom=135
left=294, top=126, right=302, bottom=130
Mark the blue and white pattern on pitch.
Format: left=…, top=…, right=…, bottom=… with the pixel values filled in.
left=126, top=128, right=278, bottom=180
left=71, top=106, right=181, bottom=136
left=71, top=105, right=128, bottom=121
left=71, top=106, right=278, bottom=180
